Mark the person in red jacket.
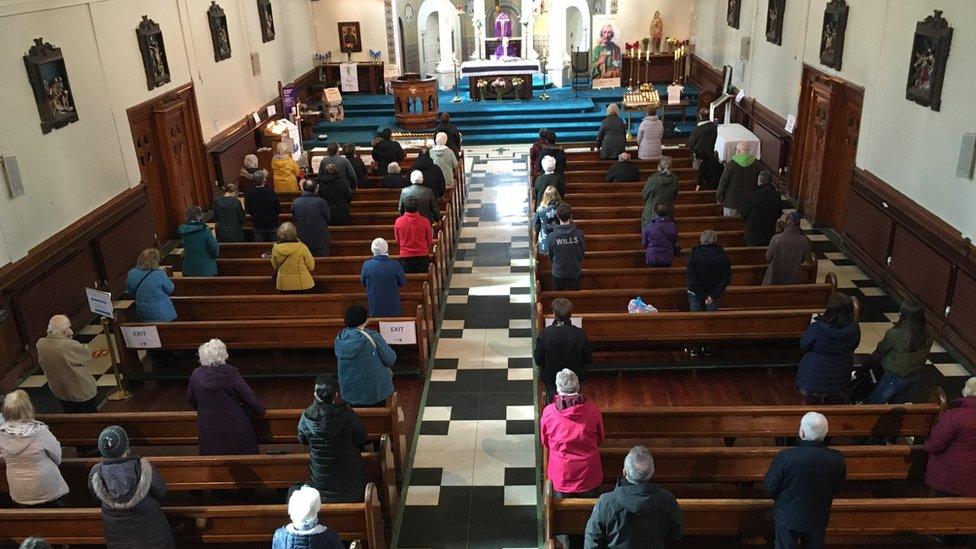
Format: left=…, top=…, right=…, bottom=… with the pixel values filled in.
left=393, top=197, right=433, bottom=274
left=540, top=368, right=604, bottom=549
left=925, top=377, right=976, bottom=497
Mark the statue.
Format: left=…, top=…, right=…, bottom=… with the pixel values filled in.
left=650, top=11, right=663, bottom=53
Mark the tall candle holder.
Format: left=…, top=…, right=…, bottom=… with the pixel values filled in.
left=539, top=54, right=550, bottom=101
left=451, top=58, right=463, bottom=103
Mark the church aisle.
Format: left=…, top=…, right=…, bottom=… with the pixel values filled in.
left=395, top=147, right=540, bottom=549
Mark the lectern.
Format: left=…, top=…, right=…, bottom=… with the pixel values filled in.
left=391, top=74, right=438, bottom=130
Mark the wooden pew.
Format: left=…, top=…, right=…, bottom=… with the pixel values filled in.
left=574, top=216, right=742, bottom=235
left=564, top=157, right=693, bottom=170
left=214, top=254, right=435, bottom=276
left=563, top=169, right=698, bottom=184
left=535, top=264, right=817, bottom=291
left=172, top=272, right=430, bottom=296
left=562, top=181, right=694, bottom=194
left=0, top=483, right=386, bottom=548
left=569, top=203, right=724, bottom=218
left=39, top=393, right=408, bottom=470
left=563, top=191, right=718, bottom=206
left=0, top=436, right=399, bottom=519
left=579, top=231, right=745, bottom=251
left=535, top=247, right=771, bottom=269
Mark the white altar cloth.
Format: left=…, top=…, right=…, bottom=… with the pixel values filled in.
left=715, top=123, right=761, bottom=162
left=459, top=59, right=540, bottom=78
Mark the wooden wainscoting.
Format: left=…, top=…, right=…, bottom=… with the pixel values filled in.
left=844, top=168, right=976, bottom=367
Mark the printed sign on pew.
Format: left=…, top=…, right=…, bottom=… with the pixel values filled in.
left=379, top=321, right=417, bottom=345
left=120, top=326, right=162, bottom=349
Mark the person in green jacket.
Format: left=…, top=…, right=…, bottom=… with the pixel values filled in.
left=640, top=156, right=678, bottom=230
left=178, top=205, right=219, bottom=277
left=868, top=298, right=934, bottom=404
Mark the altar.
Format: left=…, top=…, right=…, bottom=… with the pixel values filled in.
left=460, top=59, right=539, bottom=101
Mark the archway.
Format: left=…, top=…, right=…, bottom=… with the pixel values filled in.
left=420, top=11, right=441, bottom=76
left=546, top=0, right=590, bottom=86
left=416, top=0, right=460, bottom=85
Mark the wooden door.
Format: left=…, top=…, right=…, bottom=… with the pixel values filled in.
left=798, top=84, right=832, bottom=222
left=154, top=100, right=203, bottom=219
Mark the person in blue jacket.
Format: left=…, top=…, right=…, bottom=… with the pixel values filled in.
left=795, top=292, right=861, bottom=405
left=125, top=248, right=176, bottom=322
left=335, top=305, right=396, bottom=407
left=178, top=205, right=219, bottom=277
left=360, top=238, right=406, bottom=317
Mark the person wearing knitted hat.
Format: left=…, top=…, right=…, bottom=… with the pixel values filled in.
left=295, top=375, right=368, bottom=504
left=762, top=211, right=812, bottom=286
left=335, top=305, right=396, bottom=407
left=88, top=426, right=175, bottom=548
left=360, top=237, right=406, bottom=317
left=272, top=484, right=345, bottom=547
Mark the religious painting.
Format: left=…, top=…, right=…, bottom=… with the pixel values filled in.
left=257, top=0, right=275, bottom=43
left=338, top=22, right=363, bottom=53
left=136, top=16, right=171, bottom=91
left=765, top=0, right=785, bottom=46
left=208, top=1, right=232, bottom=62
left=23, top=38, right=78, bottom=134
left=403, top=2, right=414, bottom=23
left=727, top=0, right=740, bottom=29
left=591, top=16, right=622, bottom=89
left=819, top=0, right=847, bottom=71
left=906, top=10, right=953, bottom=112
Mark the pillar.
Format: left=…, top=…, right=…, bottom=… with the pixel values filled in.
left=547, top=3, right=567, bottom=87
left=521, top=0, right=537, bottom=60
left=472, top=0, right=486, bottom=59
left=435, top=6, right=457, bottom=89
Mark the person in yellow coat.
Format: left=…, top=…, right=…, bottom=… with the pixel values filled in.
left=271, top=142, right=301, bottom=193
left=270, top=222, right=315, bottom=292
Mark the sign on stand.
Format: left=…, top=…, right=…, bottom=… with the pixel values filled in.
left=379, top=321, right=417, bottom=345
left=121, top=326, right=162, bottom=349
left=86, top=288, right=114, bottom=319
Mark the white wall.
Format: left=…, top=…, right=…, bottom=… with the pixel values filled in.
left=0, top=0, right=315, bottom=268
left=613, top=0, right=694, bottom=48
left=693, top=0, right=976, bottom=237
left=311, top=0, right=393, bottom=65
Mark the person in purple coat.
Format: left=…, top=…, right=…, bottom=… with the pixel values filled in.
left=187, top=338, right=265, bottom=455
left=641, top=203, right=679, bottom=267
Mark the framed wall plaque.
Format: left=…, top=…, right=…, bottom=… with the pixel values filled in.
left=208, top=1, right=232, bottom=62
left=137, top=16, right=171, bottom=91
left=819, top=0, right=848, bottom=71
left=257, top=0, right=275, bottom=43
left=906, top=9, right=953, bottom=112
left=339, top=22, right=364, bottom=54
left=765, top=0, right=785, bottom=46
left=727, top=0, right=740, bottom=29
left=23, top=38, right=79, bottom=134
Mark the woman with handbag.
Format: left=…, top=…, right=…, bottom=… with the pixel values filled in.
left=868, top=298, right=934, bottom=404
left=335, top=305, right=396, bottom=407
left=125, top=248, right=176, bottom=322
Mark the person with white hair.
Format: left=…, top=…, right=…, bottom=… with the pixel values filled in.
left=237, top=153, right=262, bottom=193
left=596, top=103, right=627, bottom=160
left=186, top=339, right=265, bottom=455
left=411, top=146, right=447, bottom=198
left=584, top=445, right=683, bottom=548
left=924, top=377, right=976, bottom=497
left=764, top=412, right=846, bottom=549
left=271, top=484, right=344, bottom=548
left=533, top=155, right=566, bottom=204
left=429, top=131, right=459, bottom=188
left=360, top=237, right=406, bottom=317
left=434, top=112, right=462, bottom=155
left=35, top=314, right=98, bottom=413
left=0, top=390, right=70, bottom=506
left=716, top=139, right=761, bottom=216
left=271, top=141, right=301, bottom=193
left=398, top=170, right=440, bottom=223
left=381, top=162, right=410, bottom=188
left=605, top=151, right=641, bottom=183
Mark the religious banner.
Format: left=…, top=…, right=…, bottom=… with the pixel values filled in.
left=339, top=63, right=359, bottom=92
left=281, top=84, right=297, bottom=122
left=591, top=15, right=622, bottom=89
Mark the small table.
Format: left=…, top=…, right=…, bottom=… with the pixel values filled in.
left=661, top=99, right=691, bottom=123
left=715, top=123, right=761, bottom=161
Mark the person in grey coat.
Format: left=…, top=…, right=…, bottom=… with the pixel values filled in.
left=317, top=142, right=357, bottom=190
left=640, top=156, right=679, bottom=229
left=399, top=171, right=440, bottom=224
left=212, top=183, right=245, bottom=242
left=596, top=103, right=627, bottom=160
left=292, top=179, right=332, bottom=257
left=636, top=108, right=664, bottom=161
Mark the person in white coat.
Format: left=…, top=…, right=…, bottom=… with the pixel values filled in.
left=0, top=390, right=69, bottom=507
left=636, top=107, right=664, bottom=160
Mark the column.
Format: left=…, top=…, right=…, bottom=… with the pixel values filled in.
left=435, top=7, right=457, bottom=89
left=472, top=0, right=486, bottom=59
left=521, top=0, right=537, bottom=60
left=547, top=3, right=567, bottom=87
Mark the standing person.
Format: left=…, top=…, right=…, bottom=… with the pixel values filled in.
left=867, top=298, right=934, bottom=404
left=429, top=132, right=459, bottom=189
left=361, top=238, right=406, bottom=317
left=534, top=298, right=592, bottom=404
left=413, top=147, right=446, bottom=198
left=382, top=162, right=410, bottom=188
left=540, top=369, right=604, bottom=549
left=716, top=140, right=761, bottom=216
left=212, top=183, right=246, bottom=243
left=763, top=212, right=812, bottom=285
left=187, top=339, right=265, bottom=455
left=434, top=112, right=462, bottom=156
left=596, top=103, right=627, bottom=160
left=237, top=154, right=261, bottom=194
left=640, top=156, right=678, bottom=228
left=292, top=179, right=332, bottom=257
left=535, top=131, right=566, bottom=174
left=642, top=203, right=678, bottom=267
left=532, top=186, right=562, bottom=255
left=0, top=391, right=69, bottom=507
left=272, top=485, right=345, bottom=548
left=738, top=170, right=783, bottom=246
left=272, top=142, right=302, bottom=194
left=297, top=375, right=368, bottom=503
left=126, top=248, right=176, bottom=322
left=318, top=164, right=352, bottom=226
left=530, top=128, right=550, bottom=171
left=342, top=143, right=367, bottom=190
left=394, top=197, right=434, bottom=274
left=534, top=156, right=566, bottom=204
left=271, top=222, right=316, bottom=292
left=764, top=412, right=847, bottom=549
left=36, top=315, right=98, bottom=413
left=583, top=446, right=683, bottom=549
left=318, top=142, right=357, bottom=191
left=695, top=150, right=724, bottom=191
left=244, top=170, right=281, bottom=242
left=178, top=205, right=219, bottom=277
left=795, top=293, right=861, bottom=405
left=371, top=128, right=405, bottom=176
left=335, top=305, right=396, bottom=407
left=636, top=108, right=664, bottom=161
left=605, top=152, right=641, bottom=183
left=687, top=108, right=718, bottom=158
left=399, top=171, right=440, bottom=224
left=88, top=426, right=175, bottom=549
left=546, top=203, right=586, bottom=291
left=924, top=377, right=976, bottom=497
left=686, top=230, right=731, bottom=356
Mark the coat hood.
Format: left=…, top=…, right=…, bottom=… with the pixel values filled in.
left=197, top=363, right=236, bottom=390
left=732, top=153, right=757, bottom=167
left=0, top=420, right=43, bottom=455
left=811, top=319, right=861, bottom=348
left=91, top=457, right=154, bottom=510
left=692, top=242, right=727, bottom=260
left=318, top=172, right=341, bottom=185
left=178, top=221, right=209, bottom=236
left=550, top=223, right=578, bottom=237
left=335, top=328, right=373, bottom=359
left=301, top=401, right=352, bottom=438
left=613, top=479, right=661, bottom=514
left=553, top=393, right=588, bottom=413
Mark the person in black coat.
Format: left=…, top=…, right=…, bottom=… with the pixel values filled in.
left=535, top=130, right=567, bottom=174
left=297, top=374, right=368, bottom=503
left=381, top=162, right=411, bottom=188
left=434, top=112, right=462, bottom=156
left=534, top=156, right=567, bottom=204
left=738, top=170, right=783, bottom=246
left=533, top=298, right=593, bottom=404
left=694, top=150, right=724, bottom=191
left=371, top=129, right=405, bottom=176
left=412, top=148, right=446, bottom=199
left=605, top=152, right=641, bottom=182
left=317, top=164, right=352, bottom=226
left=596, top=103, right=627, bottom=160
left=796, top=293, right=861, bottom=404
left=686, top=230, right=732, bottom=357
left=764, top=412, right=846, bottom=549
left=244, top=171, right=281, bottom=242
left=688, top=108, right=718, bottom=157
left=291, top=179, right=331, bottom=257
left=343, top=143, right=367, bottom=190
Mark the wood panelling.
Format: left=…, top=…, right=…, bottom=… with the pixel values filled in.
left=888, top=228, right=952, bottom=318
left=947, top=272, right=976, bottom=361
left=843, top=191, right=892, bottom=276
left=93, top=205, right=156, bottom=294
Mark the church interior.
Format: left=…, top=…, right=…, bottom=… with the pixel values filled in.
left=0, top=0, right=975, bottom=547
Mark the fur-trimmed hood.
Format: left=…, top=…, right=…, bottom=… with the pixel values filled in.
left=90, top=457, right=154, bottom=510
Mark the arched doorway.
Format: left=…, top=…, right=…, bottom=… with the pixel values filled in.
left=420, top=11, right=441, bottom=77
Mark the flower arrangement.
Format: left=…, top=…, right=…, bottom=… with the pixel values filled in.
left=491, top=77, right=508, bottom=101
left=511, top=76, right=524, bottom=86
left=476, top=78, right=489, bottom=101
left=368, top=49, right=382, bottom=62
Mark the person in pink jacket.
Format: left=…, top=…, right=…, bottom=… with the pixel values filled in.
left=540, top=369, right=604, bottom=549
